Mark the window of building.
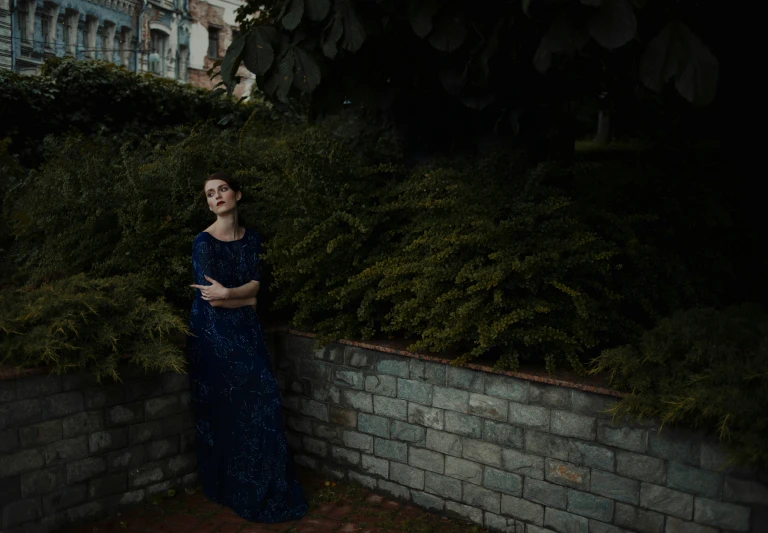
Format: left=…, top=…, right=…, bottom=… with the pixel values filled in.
left=177, top=45, right=188, bottom=82
left=207, top=27, right=219, bottom=58
left=17, top=3, right=29, bottom=43
left=64, top=10, right=79, bottom=56
left=150, top=29, right=168, bottom=75
left=103, top=21, right=116, bottom=61
left=119, top=27, right=132, bottom=67
left=83, top=16, right=98, bottom=59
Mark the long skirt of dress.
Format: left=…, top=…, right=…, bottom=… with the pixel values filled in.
left=187, top=303, right=307, bottom=523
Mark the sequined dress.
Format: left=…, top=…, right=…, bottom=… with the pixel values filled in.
left=186, top=228, right=307, bottom=523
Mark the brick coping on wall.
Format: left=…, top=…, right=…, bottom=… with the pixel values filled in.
left=0, top=324, right=623, bottom=398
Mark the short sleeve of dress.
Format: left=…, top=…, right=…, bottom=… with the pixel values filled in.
left=192, top=234, right=215, bottom=291
left=248, top=231, right=263, bottom=282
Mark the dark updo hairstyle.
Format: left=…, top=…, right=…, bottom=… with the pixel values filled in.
left=202, top=171, right=247, bottom=236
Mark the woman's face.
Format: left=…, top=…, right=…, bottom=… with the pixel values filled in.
left=205, top=179, right=241, bottom=215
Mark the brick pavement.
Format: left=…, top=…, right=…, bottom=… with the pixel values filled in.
left=58, top=469, right=488, bottom=533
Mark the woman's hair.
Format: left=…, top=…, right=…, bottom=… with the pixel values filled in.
left=202, top=171, right=247, bottom=230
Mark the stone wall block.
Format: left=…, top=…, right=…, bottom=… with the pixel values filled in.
left=590, top=470, right=640, bottom=505
left=508, top=402, right=550, bottom=430
left=639, top=482, right=694, bottom=520
left=550, top=410, right=597, bottom=441
left=483, top=420, right=524, bottom=450
left=723, top=475, right=768, bottom=506
left=145, top=436, right=180, bottom=461
left=20, top=465, right=66, bottom=498
left=16, top=375, right=62, bottom=400
left=0, top=428, right=19, bottom=454
left=484, top=375, right=528, bottom=403
left=377, top=479, right=411, bottom=501
left=63, top=411, right=105, bottom=438
left=391, top=420, right=426, bottom=445
left=125, top=378, right=164, bottom=403
left=570, top=390, right=617, bottom=420
left=361, top=454, right=389, bottom=478
left=300, top=398, right=330, bottom=422
left=614, top=502, right=665, bottom=533
left=425, top=429, right=462, bottom=458
left=462, top=438, right=502, bottom=468
left=482, top=467, right=522, bottom=497
left=373, top=396, right=407, bottom=421
left=566, top=489, right=613, bottom=523
left=374, top=438, right=408, bottom=463
left=342, top=430, right=373, bottom=453
left=445, top=456, right=483, bottom=485
left=344, top=346, right=377, bottom=369
left=314, top=344, right=345, bottom=364
left=328, top=406, right=357, bottom=428
left=43, top=436, right=88, bottom=466
left=0, top=399, right=42, bottom=430
left=567, top=440, right=615, bottom=472
left=409, top=360, right=446, bottom=385
left=88, top=472, right=128, bottom=499
left=144, top=395, right=183, bottom=420
left=501, top=449, right=545, bottom=480
left=357, top=413, right=390, bottom=438
left=331, top=446, right=360, bottom=466
left=446, top=367, right=484, bottom=393
left=529, top=383, right=570, bottom=410
left=648, top=428, right=700, bottom=467
left=397, top=379, right=433, bottom=405
left=107, top=446, right=145, bottom=472
left=462, top=482, right=501, bottom=513
left=693, top=497, right=751, bottom=531
left=432, top=386, right=469, bottom=413
left=364, top=374, right=397, bottom=397
left=444, top=411, right=482, bottom=439
left=89, top=428, right=129, bottom=454
left=83, top=385, right=126, bottom=410
left=66, top=457, right=107, bottom=484
left=469, top=393, right=508, bottom=421
left=408, top=446, right=445, bottom=474
left=424, top=471, right=461, bottom=501
left=615, top=450, right=665, bottom=484
left=544, top=507, right=589, bottom=533
left=390, top=462, right=425, bottom=489
left=596, top=419, right=647, bottom=453
left=545, top=458, right=590, bottom=490
left=501, top=494, right=544, bottom=525
left=19, top=419, right=62, bottom=448
left=412, top=490, right=445, bottom=512
left=445, top=500, right=483, bottom=526
left=667, top=461, right=723, bottom=500
left=407, top=403, right=444, bottom=430
left=161, top=373, right=189, bottom=394
left=375, top=355, right=410, bottom=378
left=2, top=497, right=42, bottom=529
left=333, top=368, right=364, bottom=390
left=339, top=390, right=373, bottom=414
left=523, top=478, right=567, bottom=510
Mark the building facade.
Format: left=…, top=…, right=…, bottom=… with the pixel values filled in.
left=0, top=0, right=254, bottom=97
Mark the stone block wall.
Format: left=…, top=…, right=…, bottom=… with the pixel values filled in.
left=0, top=365, right=197, bottom=533
left=271, top=332, right=768, bottom=533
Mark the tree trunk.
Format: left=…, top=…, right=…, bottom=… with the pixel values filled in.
left=594, top=109, right=612, bottom=145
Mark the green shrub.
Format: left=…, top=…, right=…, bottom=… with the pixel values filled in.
left=0, top=274, right=189, bottom=381
left=0, top=56, right=290, bottom=166
left=591, top=305, right=768, bottom=468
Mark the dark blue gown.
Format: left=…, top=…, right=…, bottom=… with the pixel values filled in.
left=186, top=228, right=307, bottom=523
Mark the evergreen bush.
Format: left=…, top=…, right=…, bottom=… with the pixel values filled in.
left=591, top=305, right=768, bottom=468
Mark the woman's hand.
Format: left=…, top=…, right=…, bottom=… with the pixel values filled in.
left=190, top=275, right=231, bottom=301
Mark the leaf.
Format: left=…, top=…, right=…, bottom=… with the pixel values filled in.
left=408, top=0, right=440, bottom=39
left=522, top=0, right=532, bottom=16
left=292, top=47, right=322, bottom=93
left=206, top=88, right=227, bottom=99
left=322, top=13, right=344, bottom=58
left=276, top=47, right=295, bottom=102
left=340, top=0, right=366, bottom=52
left=640, top=22, right=718, bottom=106
left=588, top=0, right=636, bottom=50
left=220, top=34, right=246, bottom=96
left=305, top=0, right=330, bottom=21
left=282, top=0, right=305, bottom=30
left=427, top=14, right=467, bottom=53
left=460, top=94, right=495, bottom=110
left=243, top=26, right=277, bottom=76
left=439, top=65, right=467, bottom=95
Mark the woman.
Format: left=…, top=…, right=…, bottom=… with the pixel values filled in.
left=186, top=171, right=307, bottom=523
